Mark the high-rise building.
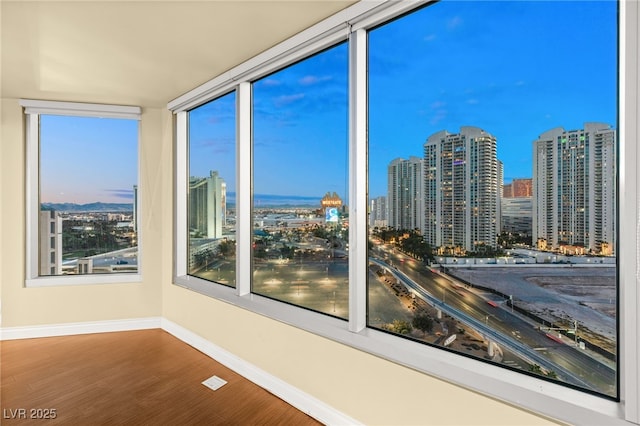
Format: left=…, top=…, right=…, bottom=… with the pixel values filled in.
left=424, top=126, right=499, bottom=253
left=501, top=197, right=533, bottom=236
left=387, top=157, right=424, bottom=232
left=39, top=209, right=63, bottom=275
left=369, top=196, right=388, bottom=228
left=497, top=160, right=503, bottom=235
left=502, top=178, right=533, bottom=236
left=532, top=123, right=616, bottom=254
left=503, top=178, right=532, bottom=198
left=189, top=170, right=226, bottom=239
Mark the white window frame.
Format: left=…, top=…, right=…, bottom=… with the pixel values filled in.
left=21, top=99, right=143, bottom=287
left=170, top=1, right=640, bottom=424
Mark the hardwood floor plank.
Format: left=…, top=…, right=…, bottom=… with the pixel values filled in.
left=1, top=329, right=322, bottom=425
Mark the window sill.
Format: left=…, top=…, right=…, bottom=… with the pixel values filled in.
left=26, top=273, right=142, bottom=288
left=173, top=274, right=627, bottom=425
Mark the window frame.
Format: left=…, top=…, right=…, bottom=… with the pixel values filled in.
left=170, top=1, right=640, bottom=424
left=21, top=99, right=143, bottom=287
left=185, top=90, right=238, bottom=288
left=249, top=40, right=352, bottom=318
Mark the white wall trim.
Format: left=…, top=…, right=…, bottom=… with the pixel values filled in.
left=161, top=318, right=362, bottom=426
left=0, top=317, right=162, bottom=340
left=0, top=317, right=360, bottom=425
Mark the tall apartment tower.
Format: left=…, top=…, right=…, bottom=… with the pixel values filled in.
left=387, top=157, right=424, bottom=232
left=369, top=196, right=388, bottom=228
left=502, top=178, right=533, bottom=236
left=532, top=123, right=616, bottom=254
left=497, top=160, right=503, bottom=235
left=503, top=178, right=532, bottom=198
left=424, top=126, right=499, bottom=253
left=189, top=170, right=226, bottom=238
left=40, top=209, right=63, bottom=275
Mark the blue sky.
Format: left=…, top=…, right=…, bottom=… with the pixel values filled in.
left=367, top=0, right=617, bottom=197
left=190, top=0, right=617, bottom=201
left=47, top=1, right=617, bottom=205
left=189, top=42, right=349, bottom=201
left=41, top=115, right=138, bottom=204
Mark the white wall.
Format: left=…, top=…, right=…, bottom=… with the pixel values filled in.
left=157, top=109, right=559, bottom=425
left=0, top=99, right=163, bottom=326
left=0, top=100, right=560, bottom=425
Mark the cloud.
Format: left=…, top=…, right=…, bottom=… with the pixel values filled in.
left=298, top=75, right=333, bottom=86
left=447, top=16, right=463, bottom=30
left=466, top=98, right=479, bottom=105
left=261, top=78, right=281, bottom=87
left=423, top=34, right=437, bottom=42
left=430, top=109, right=448, bottom=125
left=198, top=137, right=235, bottom=154
left=274, top=93, right=305, bottom=108
left=103, top=189, right=134, bottom=200
left=423, top=100, right=448, bottom=125
left=206, top=114, right=234, bottom=125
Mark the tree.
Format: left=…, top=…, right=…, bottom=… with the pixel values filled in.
left=412, top=314, right=434, bottom=336
left=389, top=319, right=413, bottom=335
left=279, top=245, right=295, bottom=259
left=217, top=239, right=236, bottom=257
left=529, top=364, right=543, bottom=375
left=528, top=363, right=558, bottom=379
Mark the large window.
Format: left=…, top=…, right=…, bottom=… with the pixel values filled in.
left=22, top=100, right=141, bottom=286
left=187, top=92, right=237, bottom=287
left=251, top=43, right=349, bottom=318
left=171, top=1, right=639, bottom=423
left=368, top=1, right=618, bottom=399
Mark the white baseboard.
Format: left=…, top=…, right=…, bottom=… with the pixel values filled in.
left=0, top=317, right=162, bottom=340
left=161, top=318, right=361, bottom=426
left=0, top=317, right=358, bottom=425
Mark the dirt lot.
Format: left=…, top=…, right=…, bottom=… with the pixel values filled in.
left=449, top=266, right=616, bottom=354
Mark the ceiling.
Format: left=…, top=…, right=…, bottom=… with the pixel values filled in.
left=1, top=0, right=356, bottom=108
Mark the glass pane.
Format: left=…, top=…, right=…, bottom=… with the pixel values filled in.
left=40, top=115, right=139, bottom=275
left=368, top=1, right=617, bottom=398
left=187, top=92, right=237, bottom=287
left=252, top=43, right=349, bottom=319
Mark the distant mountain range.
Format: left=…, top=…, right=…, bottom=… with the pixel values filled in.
left=41, top=202, right=133, bottom=212
left=42, top=194, right=328, bottom=212
left=227, top=193, right=323, bottom=208
left=254, top=194, right=322, bottom=207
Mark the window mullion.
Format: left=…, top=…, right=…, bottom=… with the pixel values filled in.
left=349, top=28, right=368, bottom=333
left=621, top=0, right=640, bottom=421
left=175, top=111, right=188, bottom=278
left=237, top=82, right=252, bottom=296
left=25, top=112, right=40, bottom=280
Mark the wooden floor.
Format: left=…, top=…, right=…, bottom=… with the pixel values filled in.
left=1, top=329, right=322, bottom=425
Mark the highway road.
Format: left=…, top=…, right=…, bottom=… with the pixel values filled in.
left=197, top=243, right=616, bottom=397
left=372, top=243, right=616, bottom=397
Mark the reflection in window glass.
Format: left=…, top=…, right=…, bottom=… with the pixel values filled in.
left=252, top=43, right=349, bottom=319
left=188, top=92, right=237, bottom=287
left=368, top=1, right=617, bottom=398
left=39, top=115, right=139, bottom=276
